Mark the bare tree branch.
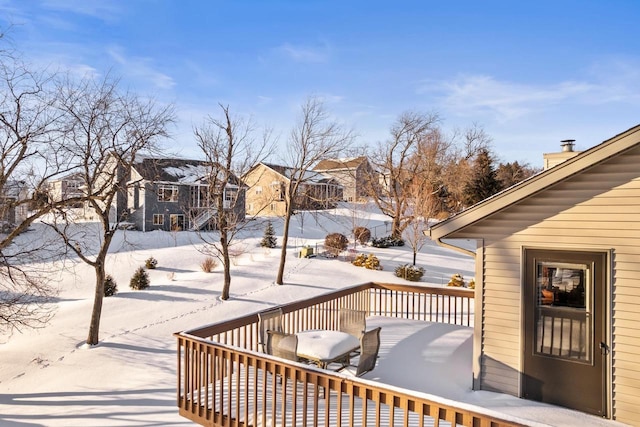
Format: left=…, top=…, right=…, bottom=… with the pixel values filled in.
left=193, top=104, right=274, bottom=300
left=275, top=97, right=354, bottom=285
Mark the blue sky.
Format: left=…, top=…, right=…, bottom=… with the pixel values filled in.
left=2, top=0, right=640, bottom=167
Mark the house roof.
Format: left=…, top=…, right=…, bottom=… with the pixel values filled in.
left=430, top=124, right=640, bottom=241
left=313, top=156, right=368, bottom=171
left=133, top=158, right=240, bottom=185
left=254, top=162, right=337, bottom=185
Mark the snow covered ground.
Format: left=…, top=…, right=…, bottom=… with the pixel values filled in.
left=0, top=207, right=627, bottom=426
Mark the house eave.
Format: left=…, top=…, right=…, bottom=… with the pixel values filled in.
left=430, top=123, right=640, bottom=240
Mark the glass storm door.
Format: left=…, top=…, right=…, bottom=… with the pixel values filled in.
left=523, top=249, right=607, bottom=417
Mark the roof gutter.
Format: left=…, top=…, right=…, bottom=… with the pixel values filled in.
left=426, top=229, right=476, bottom=258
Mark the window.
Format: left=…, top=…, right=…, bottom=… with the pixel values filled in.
left=170, top=214, right=185, bottom=231
left=224, top=187, right=238, bottom=202
left=223, top=187, right=238, bottom=209
left=270, top=203, right=276, bottom=211
left=255, top=186, right=262, bottom=194
left=157, top=184, right=179, bottom=202
left=153, top=214, right=164, bottom=225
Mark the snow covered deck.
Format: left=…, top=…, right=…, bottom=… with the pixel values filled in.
left=177, top=282, right=624, bottom=427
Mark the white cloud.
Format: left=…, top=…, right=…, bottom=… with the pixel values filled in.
left=40, top=0, right=122, bottom=21
left=107, top=46, right=175, bottom=90
left=421, top=59, right=640, bottom=123
left=256, top=95, right=272, bottom=106
left=420, top=74, right=595, bottom=121
left=277, top=42, right=329, bottom=63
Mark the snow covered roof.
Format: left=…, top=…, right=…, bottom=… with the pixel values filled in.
left=133, top=158, right=241, bottom=185
left=260, top=162, right=338, bottom=184
left=313, top=156, right=368, bottom=171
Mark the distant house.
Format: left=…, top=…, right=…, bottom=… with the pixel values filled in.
left=429, top=125, right=640, bottom=424
left=124, top=157, right=245, bottom=232
left=48, top=172, right=86, bottom=209
left=0, top=180, right=29, bottom=230
left=243, top=162, right=342, bottom=217
left=313, top=156, right=375, bottom=202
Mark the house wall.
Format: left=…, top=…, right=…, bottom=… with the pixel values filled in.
left=140, top=182, right=192, bottom=231
left=324, top=169, right=357, bottom=202
left=316, top=161, right=374, bottom=203
left=456, top=146, right=640, bottom=424
left=244, top=165, right=288, bottom=217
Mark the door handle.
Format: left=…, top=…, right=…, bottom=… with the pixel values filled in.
left=599, top=342, right=610, bottom=355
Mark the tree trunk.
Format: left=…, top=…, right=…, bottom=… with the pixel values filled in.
left=413, top=251, right=417, bottom=266
left=87, top=262, right=106, bottom=345
left=220, top=224, right=231, bottom=300
left=276, top=212, right=292, bottom=285
left=392, top=216, right=402, bottom=239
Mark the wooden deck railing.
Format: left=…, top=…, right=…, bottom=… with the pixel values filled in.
left=175, top=282, right=525, bottom=427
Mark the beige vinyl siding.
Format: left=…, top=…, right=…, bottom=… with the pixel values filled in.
left=448, top=145, right=640, bottom=423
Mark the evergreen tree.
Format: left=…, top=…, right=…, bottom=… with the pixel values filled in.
left=260, top=221, right=277, bottom=248
left=463, top=148, right=500, bottom=206
left=496, top=161, right=539, bottom=189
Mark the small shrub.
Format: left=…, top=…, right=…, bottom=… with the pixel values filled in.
left=352, top=253, right=366, bottom=267
left=201, top=256, right=218, bottom=273
left=353, top=226, right=371, bottom=245
left=324, top=233, right=349, bottom=256
left=352, top=253, right=382, bottom=270
left=371, top=235, right=405, bottom=248
left=447, top=273, right=465, bottom=287
left=395, top=264, right=425, bottom=281
left=104, top=274, right=118, bottom=297
left=130, top=266, right=150, bottom=290
left=468, top=278, right=476, bottom=289
left=145, top=257, right=158, bottom=269
left=260, top=221, right=277, bottom=248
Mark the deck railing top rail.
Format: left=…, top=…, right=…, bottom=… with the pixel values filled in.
left=181, top=281, right=474, bottom=340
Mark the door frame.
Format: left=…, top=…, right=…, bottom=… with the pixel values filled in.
left=520, top=247, right=611, bottom=417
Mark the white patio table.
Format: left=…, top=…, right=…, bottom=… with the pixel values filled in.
left=295, top=329, right=360, bottom=369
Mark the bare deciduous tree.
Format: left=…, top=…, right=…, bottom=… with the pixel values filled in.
left=366, top=111, right=439, bottom=239
left=439, top=123, right=493, bottom=212
left=0, top=39, right=73, bottom=332
left=44, top=73, right=175, bottom=345
left=193, top=104, right=272, bottom=300
left=403, top=130, right=452, bottom=264
left=275, top=97, right=354, bottom=285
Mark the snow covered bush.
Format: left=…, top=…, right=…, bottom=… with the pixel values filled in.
left=324, top=233, right=348, bottom=256
left=352, top=253, right=382, bottom=270
left=130, top=267, right=150, bottom=290
left=353, top=226, right=371, bottom=245
left=371, top=235, right=404, bottom=248
left=447, top=273, right=465, bottom=287
left=103, top=274, right=118, bottom=297
left=394, top=264, right=424, bottom=281
left=145, top=257, right=158, bottom=269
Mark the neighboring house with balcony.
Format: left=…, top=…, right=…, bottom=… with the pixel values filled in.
left=124, top=157, right=245, bottom=232
left=429, top=124, right=640, bottom=424
left=312, top=156, right=376, bottom=202
left=242, top=162, right=342, bottom=217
